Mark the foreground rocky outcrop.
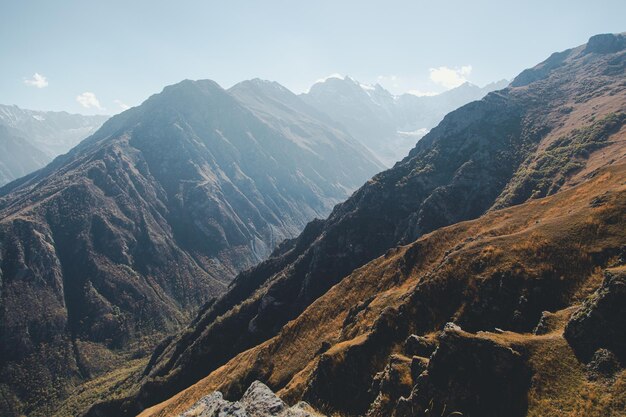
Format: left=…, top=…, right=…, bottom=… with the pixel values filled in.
left=87, top=33, right=626, bottom=417
left=394, top=324, right=531, bottom=417
left=0, top=79, right=382, bottom=417
left=178, top=381, right=323, bottom=417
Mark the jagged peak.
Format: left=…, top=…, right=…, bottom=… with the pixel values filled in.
left=159, top=78, right=225, bottom=96
left=308, top=74, right=362, bottom=90
left=133, top=78, right=238, bottom=117
left=512, top=32, right=625, bottom=88
left=584, top=32, right=626, bottom=54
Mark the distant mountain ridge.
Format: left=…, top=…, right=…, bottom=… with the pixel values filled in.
left=301, top=76, right=508, bottom=165
left=0, top=79, right=383, bottom=417
left=228, top=78, right=381, bottom=194
left=0, top=104, right=108, bottom=185
left=0, top=78, right=502, bottom=186
left=0, top=125, right=50, bottom=185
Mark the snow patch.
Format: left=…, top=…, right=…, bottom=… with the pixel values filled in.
left=407, top=90, right=440, bottom=97
left=397, top=128, right=429, bottom=137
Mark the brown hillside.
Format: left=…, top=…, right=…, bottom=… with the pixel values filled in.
left=140, top=159, right=626, bottom=416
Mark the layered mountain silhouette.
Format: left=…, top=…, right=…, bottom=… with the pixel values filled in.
left=83, top=34, right=626, bottom=417
left=0, top=79, right=384, bottom=416
left=302, top=76, right=507, bottom=165
left=0, top=125, right=50, bottom=185
left=0, top=105, right=108, bottom=185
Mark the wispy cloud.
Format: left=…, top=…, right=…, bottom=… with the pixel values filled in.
left=429, top=65, right=472, bottom=89
left=114, top=99, right=130, bottom=110
left=24, top=73, right=48, bottom=88
left=76, top=92, right=104, bottom=110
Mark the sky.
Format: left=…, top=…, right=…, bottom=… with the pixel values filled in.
left=1, top=0, right=625, bottom=115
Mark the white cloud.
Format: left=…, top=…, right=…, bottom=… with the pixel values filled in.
left=429, top=65, right=472, bottom=89
left=76, top=92, right=104, bottom=110
left=24, top=73, right=48, bottom=88
left=114, top=99, right=130, bottom=110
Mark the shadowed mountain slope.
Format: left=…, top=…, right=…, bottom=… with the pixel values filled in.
left=0, top=79, right=383, bottom=417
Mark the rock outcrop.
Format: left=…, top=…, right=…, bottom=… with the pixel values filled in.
left=565, top=266, right=626, bottom=364
left=179, top=381, right=323, bottom=417
left=395, top=325, right=531, bottom=417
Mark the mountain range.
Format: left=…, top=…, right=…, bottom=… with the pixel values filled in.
left=0, top=105, right=108, bottom=185
left=0, top=78, right=384, bottom=417
left=0, top=32, right=625, bottom=417
left=302, top=77, right=508, bottom=165
left=0, top=78, right=502, bottom=188
left=77, top=33, right=626, bottom=417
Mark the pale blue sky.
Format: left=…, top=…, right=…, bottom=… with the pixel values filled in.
left=1, top=0, right=624, bottom=115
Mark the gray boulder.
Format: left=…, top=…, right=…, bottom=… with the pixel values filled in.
left=179, top=381, right=324, bottom=417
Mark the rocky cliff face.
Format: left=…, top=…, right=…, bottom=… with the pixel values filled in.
left=0, top=79, right=383, bottom=417
left=92, top=33, right=626, bottom=417
left=565, top=266, right=626, bottom=365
